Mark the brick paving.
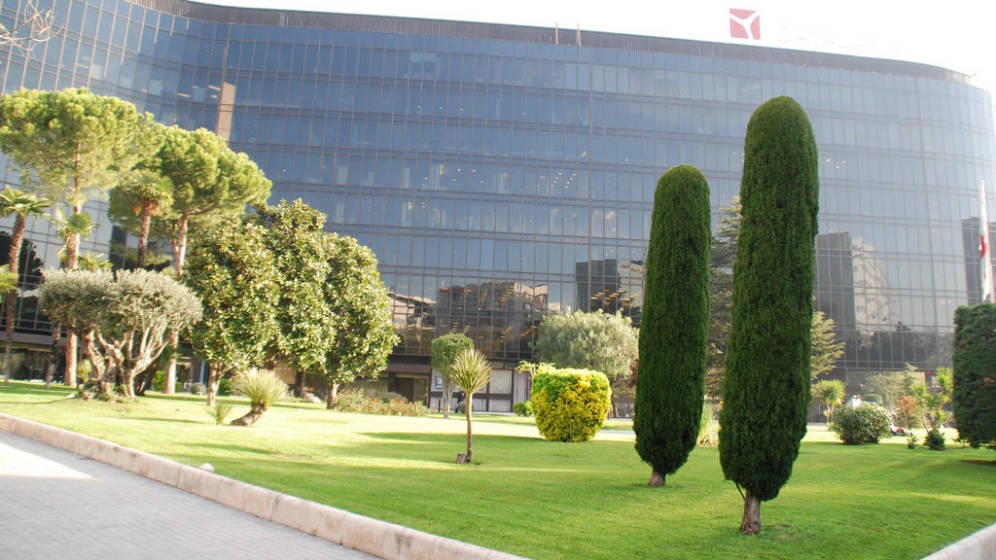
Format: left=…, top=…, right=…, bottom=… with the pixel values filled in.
left=0, top=430, right=379, bottom=560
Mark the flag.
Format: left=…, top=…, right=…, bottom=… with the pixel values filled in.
left=981, top=180, right=993, bottom=302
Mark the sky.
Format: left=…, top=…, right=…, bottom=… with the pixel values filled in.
left=207, top=0, right=996, bottom=93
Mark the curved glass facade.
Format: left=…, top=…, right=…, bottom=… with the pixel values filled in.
left=2, top=0, right=994, bottom=381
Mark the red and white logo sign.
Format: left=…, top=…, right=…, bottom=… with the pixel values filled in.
left=730, top=9, right=761, bottom=40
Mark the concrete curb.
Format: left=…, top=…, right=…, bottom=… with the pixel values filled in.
left=922, top=523, right=996, bottom=560
left=0, top=413, right=528, bottom=560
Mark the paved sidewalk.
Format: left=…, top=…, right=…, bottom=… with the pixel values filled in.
left=0, top=430, right=379, bottom=560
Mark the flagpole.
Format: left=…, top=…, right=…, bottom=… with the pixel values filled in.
left=981, top=179, right=994, bottom=303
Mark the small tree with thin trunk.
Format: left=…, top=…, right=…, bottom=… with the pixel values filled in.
left=431, top=333, right=474, bottom=418
left=448, top=348, right=491, bottom=464
left=634, top=165, right=711, bottom=487
left=812, top=379, right=845, bottom=424
left=719, top=96, right=819, bottom=535
left=0, top=186, right=50, bottom=384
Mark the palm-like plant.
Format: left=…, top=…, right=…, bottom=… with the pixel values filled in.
left=110, top=168, right=173, bottom=269
left=449, top=349, right=492, bottom=463
left=0, top=186, right=50, bottom=383
left=230, top=369, right=289, bottom=426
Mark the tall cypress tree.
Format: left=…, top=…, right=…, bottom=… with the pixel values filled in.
left=634, top=165, right=711, bottom=487
left=719, top=96, right=819, bottom=534
left=952, top=303, right=996, bottom=449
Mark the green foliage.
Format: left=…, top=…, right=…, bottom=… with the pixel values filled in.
left=924, top=429, right=946, bottom=451
left=513, top=401, right=533, bottom=417
left=449, top=348, right=492, bottom=397
left=812, top=379, right=846, bottom=422
left=720, top=96, right=819, bottom=503
left=155, top=125, right=271, bottom=274
left=431, top=333, right=474, bottom=416
left=952, top=303, right=996, bottom=448
left=531, top=367, right=611, bottom=442
left=634, top=164, right=711, bottom=482
left=334, top=389, right=429, bottom=416
left=249, top=202, right=397, bottom=400
left=534, top=309, right=638, bottom=383
left=707, top=196, right=739, bottom=398
left=207, top=402, right=233, bottom=425
left=0, top=88, right=156, bottom=270
left=231, top=369, right=288, bottom=411
left=217, top=377, right=232, bottom=396
left=864, top=368, right=919, bottom=410
left=810, top=311, right=845, bottom=379
left=183, top=217, right=280, bottom=404
left=40, top=269, right=201, bottom=397
left=697, top=403, right=718, bottom=447
left=894, top=395, right=921, bottom=430
left=912, top=367, right=952, bottom=433
left=830, top=405, right=892, bottom=445
left=431, top=333, right=475, bottom=371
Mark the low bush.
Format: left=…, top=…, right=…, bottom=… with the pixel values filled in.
left=231, top=369, right=288, bottom=411
left=531, top=367, right=611, bottom=442
left=831, top=404, right=892, bottom=445
left=513, top=400, right=533, bottom=417
left=335, top=389, right=428, bottom=417
left=190, top=382, right=207, bottom=395
left=218, top=377, right=232, bottom=396
left=924, top=429, right=946, bottom=451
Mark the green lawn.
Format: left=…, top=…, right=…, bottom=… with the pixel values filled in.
left=1, top=381, right=993, bottom=559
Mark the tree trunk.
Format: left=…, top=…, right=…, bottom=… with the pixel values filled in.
left=740, top=489, right=762, bottom=535
left=326, top=382, right=340, bottom=409
left=206, top=365, right=222, bottom=408
left=163, top=329, right=179, bottom=395
left=442, top=375, right=452, bottom=419
left=4, top=215, right=26, bottom=385
left=464, top=392, right=474, bottom=463
left=64, top=327, right=78, bottom=387
left=293, top=370, right=305, bottom=397
left=137, top=206, right=152, bottom=269
left=648, top=470, right=665, bottom=487
left=47, top=328, right=59, bottom=388
left=231, top=403, right=265, bottom=426
left=164, top=214, right=191, bottom=396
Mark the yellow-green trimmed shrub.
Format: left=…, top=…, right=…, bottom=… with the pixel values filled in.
left=531, top=367, right=611, bottom=442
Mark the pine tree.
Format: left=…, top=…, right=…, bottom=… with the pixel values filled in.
left=719, top=97, right=819, bottom=534
left=634, top=165, right=711, bottom=487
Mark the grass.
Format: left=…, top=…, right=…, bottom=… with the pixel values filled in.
left=1, top=380, right=993, bottom=559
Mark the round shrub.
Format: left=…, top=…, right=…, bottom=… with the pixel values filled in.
left=924, top=429, right=946, bottom=451
left=531, top=368, right=611, bottom=442
left=830, top=404, right=892, bottom=445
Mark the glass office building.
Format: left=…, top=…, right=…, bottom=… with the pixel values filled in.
left=2, top=0, right=994, bottom=406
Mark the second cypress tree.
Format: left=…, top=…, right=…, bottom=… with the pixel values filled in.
left=634, top=165, right=711, bottom=486
left=719, top=96, right=819, bottom=534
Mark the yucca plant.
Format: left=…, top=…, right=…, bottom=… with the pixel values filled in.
left=230, top=369, right=288, bottom=426
left=449, top=349, right=491, bottom=463
left=207, top=401, right=234, bottom=425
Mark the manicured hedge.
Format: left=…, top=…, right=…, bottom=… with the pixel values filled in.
left=531, top=368, right=611, bottom=442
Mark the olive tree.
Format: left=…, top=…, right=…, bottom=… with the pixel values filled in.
left=534, top=309, right=638, bottom=383
left=39, top=269, right=201, bottom=398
